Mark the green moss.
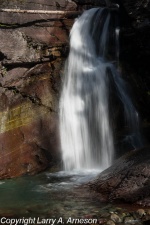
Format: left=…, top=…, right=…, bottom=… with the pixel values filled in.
left=147, top=91, right=150, bottom=96
left=0, top=23, right=18, bottom=28
left=1, top=66, right=8, bottom=77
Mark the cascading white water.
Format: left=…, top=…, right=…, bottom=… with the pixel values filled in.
left=59, top=7, right=142, bottom=171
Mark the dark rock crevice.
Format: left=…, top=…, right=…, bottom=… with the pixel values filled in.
left=0, top=84, right=56, bottom=113
left=0, top=17, right=78, bottom=29
left=2, top=60, right=51, bottom=70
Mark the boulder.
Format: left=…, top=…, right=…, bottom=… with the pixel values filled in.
left=89, top=146, right=150, bottom=205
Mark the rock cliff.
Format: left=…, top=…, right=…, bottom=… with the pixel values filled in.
left=0, top=0, right=106, bottom=178
left=0, top=0, right=149, bottom=179
left=0, top=0, right=75, bottom=178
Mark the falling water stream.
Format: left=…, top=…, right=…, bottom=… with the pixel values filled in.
left=0, top=7, right=143, bottom=221
left=60, top=8, right=142, bottom=171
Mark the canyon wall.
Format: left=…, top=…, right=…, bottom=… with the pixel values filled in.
left=0, top=0, right=105, bottom=178
left=0, top=0, right=149, bottom=178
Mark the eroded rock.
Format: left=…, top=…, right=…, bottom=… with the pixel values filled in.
left=0, top=0, right=78, bottom=178
left=89, top=146, right=150, bottom=205
left=0, top=62, right=61, bottom=178
left=0, top=0, right=106, bottom=178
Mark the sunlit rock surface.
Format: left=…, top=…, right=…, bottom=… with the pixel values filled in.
left=0, top=0, right=78, bottom=178
left=0, top=0, right=106, bottom=178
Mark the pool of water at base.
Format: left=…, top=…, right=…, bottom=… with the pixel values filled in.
left=0, top=169, right=108, bottom=218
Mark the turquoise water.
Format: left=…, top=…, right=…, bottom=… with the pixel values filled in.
left=0, top=170, right=105, bottom=218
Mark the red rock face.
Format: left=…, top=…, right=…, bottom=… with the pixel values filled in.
left=0, top=62, right=61, bottom=178
left=0, top=0, right=76, bottom=178
left=0, top=0, right=104, bottom=178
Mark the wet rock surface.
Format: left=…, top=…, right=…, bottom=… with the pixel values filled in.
left=0, top=203, right=150, bottom=225
left=0, top=0, right=149, bottom=180
left=0, top=0, right=107, bottom=178
left=0, top=0, right=78, bottom=178
left=119, top=0, right=150, bottom=140
left=89, top=146, right=150, bottom=206
left=104, top=0, right=150, bottom=155
left=0, top=169, right=149, bottom=224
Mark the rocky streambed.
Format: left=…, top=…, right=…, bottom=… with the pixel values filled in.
left=0, top=169, right=150, bottom=225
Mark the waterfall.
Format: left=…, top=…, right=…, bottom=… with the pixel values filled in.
left=59, top=8, right=142, bottom=171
